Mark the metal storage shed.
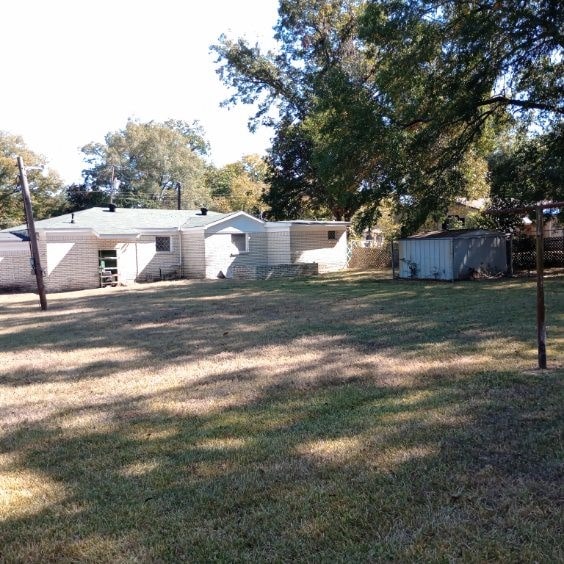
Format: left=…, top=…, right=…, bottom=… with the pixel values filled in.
left=398, top=230, right=508, bottom=281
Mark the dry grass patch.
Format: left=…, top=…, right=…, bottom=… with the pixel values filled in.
left=0, top=272, right=562, bottom=562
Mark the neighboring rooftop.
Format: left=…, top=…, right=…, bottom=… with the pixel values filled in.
left=454, top=197, right=488, bottom=210
left=3, top=207, right=230, bottom=235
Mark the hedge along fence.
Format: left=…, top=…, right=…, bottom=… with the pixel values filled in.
left=347, top=241, right=393, bottom=270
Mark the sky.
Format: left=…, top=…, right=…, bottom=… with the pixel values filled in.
left=1, top=0, right=279, bottom=183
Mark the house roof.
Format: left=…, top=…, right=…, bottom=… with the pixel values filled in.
left=192, top=210, right=265, bottom=230
left=3, top=207, right=229, bottom=236
left=0, top=232, right=27, bottom=242
left=404, top=229, right=504, bottom=240
left=2, top=207, right=348, bottom=239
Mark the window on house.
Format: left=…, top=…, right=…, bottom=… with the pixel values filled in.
left=328, top=230, right=336, bottom=240
left=156, top=236, right=171, bottom=252
left=231, top=233, right=249, bottom=254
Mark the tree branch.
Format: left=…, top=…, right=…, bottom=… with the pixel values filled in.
left=477, top=95, right=564, bottom=114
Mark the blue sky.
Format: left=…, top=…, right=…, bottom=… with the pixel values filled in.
left=1, top=0, right=279, bottom=183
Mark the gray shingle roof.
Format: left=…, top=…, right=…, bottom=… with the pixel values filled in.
left=3, top=207, right=229, bottom=235
left=0, top=232, right=27, bottom=242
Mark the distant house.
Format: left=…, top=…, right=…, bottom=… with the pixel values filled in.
left=425, top=198, right=487, bottom=231
left=398, top=229, right=507, bottom=281
left=0, top=206, right=348, bottom=292
left=520, top=214, right=563, bottom=238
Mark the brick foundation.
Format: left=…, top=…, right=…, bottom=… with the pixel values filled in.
left=233, top=263, right=318, bottom=280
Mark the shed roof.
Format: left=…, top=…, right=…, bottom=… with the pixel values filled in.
left=403, top=229, right=505, bottom=240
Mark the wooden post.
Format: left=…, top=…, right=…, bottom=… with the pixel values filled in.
left=485, top=201, right=564, bottom=370
left=16, top=156, right=47, bottom=310
left=536, top=206, right=547, bottom=369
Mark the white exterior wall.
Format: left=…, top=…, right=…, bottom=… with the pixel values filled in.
left=0, top=231, right=184, bottom=293
left=45, top=232, right=100, bottom=291
left=204, top=232, right=268, bottom=278
left=0, top=244, right=35, bottom=291
left=399, top=239, right=454, bottom=280
left=266, top=228, right=291, bottom=265
left=116, top=242, right=138, bottom=282
left=204, top=216, right=268, bottom=278
left=1, top=215, right=351, bottom=290
left=132, top=234, right=181, bottom=281
left=289, top=226, right=348, bottom=273
left=181, top=230, right=206, bottom=278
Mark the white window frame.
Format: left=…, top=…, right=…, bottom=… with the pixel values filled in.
left=230, top=233, right=249, bottom=255
left=155, top=236, right=172, bottom=253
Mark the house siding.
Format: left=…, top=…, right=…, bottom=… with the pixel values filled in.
left=33, top=233, right=182, bottom=291
left=204, top=232, right=269, bottom=278
left=206, top=215, right=265, bottom=235
left=133, top=234, right=181, bottom=281
left=266, top=229, right=291, bottom=265
left=182, top=230, right=206, bottom=278
left=0, top=247, right=35, bottom=291
left=45, top=232, right=100, bottom=291
left=289, top=227, right=348, bottom=273
left=1, top=211, right=350, bottom=291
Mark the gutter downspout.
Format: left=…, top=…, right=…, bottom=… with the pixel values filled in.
left=135, top=241, right=139, bottom=280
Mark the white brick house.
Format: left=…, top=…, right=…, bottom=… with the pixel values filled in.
left=0, top=206, right=348, bottom=292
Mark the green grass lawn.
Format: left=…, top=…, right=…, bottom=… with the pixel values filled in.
left=1, top=271, right=562, bottom=562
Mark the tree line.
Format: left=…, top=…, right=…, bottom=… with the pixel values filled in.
left=0, top=121, right=268, bottom=229
left=214, top=0, right=562, bottom=233
left=1, top=1, right=562, bottom=233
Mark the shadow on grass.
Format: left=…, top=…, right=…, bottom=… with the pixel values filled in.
left=1, top=273, right=562, bottom=387
left=0, top=272, right=562, bottom=560
left=0, top=367, right=561, bottom=561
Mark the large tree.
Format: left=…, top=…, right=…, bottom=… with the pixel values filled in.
left=359, top=0, right=563, bottom=220
left=489, top=124, right=564, bottom=206
left=215, top=0, right=563, bottom=231
left=80, top=119, right=212, bottom=210
left=207, top=154, right=269, bottom=215
left=213, top=0, right=395, bottom=221
left=361, top=0, right=562, bottom=137
left=0, top=131, right=65, bottom=229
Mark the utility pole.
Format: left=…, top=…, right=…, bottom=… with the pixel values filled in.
left=16, top=156, right=47, bottom=310
left=176, top=182, right=182, bottom=210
